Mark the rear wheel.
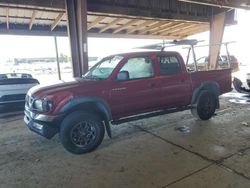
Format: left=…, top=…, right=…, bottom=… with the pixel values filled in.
left=60, top=111, right=105, bottom=154
left=191, top=90, right=217, bottom=120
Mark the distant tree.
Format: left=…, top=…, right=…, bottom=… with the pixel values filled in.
left=59, top=53, right=70, bottom=63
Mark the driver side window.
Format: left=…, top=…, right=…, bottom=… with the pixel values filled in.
left=119, top=57, right=153, bottom=80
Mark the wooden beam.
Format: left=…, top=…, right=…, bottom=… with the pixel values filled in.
left=29, top=10, right=37, bottom=30
left=165, top=24, right=196, bottom=34
left=88, top=16, right=105, bottom=30
left=6, top=7, right=9, bottom=29
left=150, top=22, right=175, bottom=35
left=182, top=26, right=209, bottom=37
left=176, top=24, right=206, bottom=35
left=127, top=20, right=153, bottom=34
left=99, top=18, right=122, bottom=33
left=51, top=12, right=65, bottom=31
left=88, top=32, right=180, bottom=39
left=139, top=21, right=164, bottom=35
left=113, top=19, right=138, bottom=34
left=160, top=23, right=186, bottom=35
left=208, top=12, right=226, bottom=70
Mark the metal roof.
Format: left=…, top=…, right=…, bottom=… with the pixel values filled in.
left=0, top=5, right=209, bottom=39
left=0, top=0, right=240, bottom=38
left=178, top=0, right=250, bottom=10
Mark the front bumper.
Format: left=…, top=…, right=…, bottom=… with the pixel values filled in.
left=24, top=108, right=62, bottom=139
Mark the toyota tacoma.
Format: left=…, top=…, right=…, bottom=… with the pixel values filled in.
left=24, top=51, right=232, bottom=154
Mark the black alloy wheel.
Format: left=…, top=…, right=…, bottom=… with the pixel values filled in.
left=60, top=111, right=105, bottom=154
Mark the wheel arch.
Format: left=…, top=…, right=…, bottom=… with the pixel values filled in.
left=59, top=97, right=112, bottom=137
left=191, top=81, right=220, bottom=108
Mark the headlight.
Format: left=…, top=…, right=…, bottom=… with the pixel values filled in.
left=33, top=99, right=53, bottom=112
left=34, top=100, right=43, bottom=111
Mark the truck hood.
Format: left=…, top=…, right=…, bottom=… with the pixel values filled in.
left=28, top=77, right=100, bottom=98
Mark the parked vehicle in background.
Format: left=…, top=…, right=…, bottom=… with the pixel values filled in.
left=247, top=73, right=250, bottom=88
left=189, top=55, right=239, bottom=72
left=221, top=55, right=239, bottom=72
left=24, top=50, right=232, bottom=154
left=233, top=72, right=250, bottom=94
left=0, top=73, right=39, bottom=110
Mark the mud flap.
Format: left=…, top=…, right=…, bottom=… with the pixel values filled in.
left=104, top=120, right=112, bottom=138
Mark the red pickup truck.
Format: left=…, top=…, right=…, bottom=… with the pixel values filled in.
left=24, top=51, right=232, bottom=154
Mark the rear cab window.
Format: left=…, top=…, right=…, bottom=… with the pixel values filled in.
left=157, top=55, right=181, bottom=75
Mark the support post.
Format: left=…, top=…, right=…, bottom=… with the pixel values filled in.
left=191, top=45, right=198, bottom=71
left=65, top=0, right=88, bottom=77
left=208, top=11, right=226, bottom=70
left=6, top=7, right=9, bottom=29
left=54, top=36, right=61, bottom=80
left=225, top=43, right=231, bottom=68
left=185, top=47, right=191, bottom=66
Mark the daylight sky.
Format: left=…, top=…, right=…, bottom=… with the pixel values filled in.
left=0, top=9, right=249, bottom=64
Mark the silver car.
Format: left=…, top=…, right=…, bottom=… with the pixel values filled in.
left=0, top=73, right=39, bottom=110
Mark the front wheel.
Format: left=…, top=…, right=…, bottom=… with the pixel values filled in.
left=60, top=111, right=105, bottom=154
left=191, top=90, right=217, bottom=120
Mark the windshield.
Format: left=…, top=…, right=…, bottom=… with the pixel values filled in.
left=83, top=55, right=123, bottom=80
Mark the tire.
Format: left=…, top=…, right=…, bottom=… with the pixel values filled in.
left=191, top=90, right=217, bottom=120
left=60, top=111, right=105, bottom=154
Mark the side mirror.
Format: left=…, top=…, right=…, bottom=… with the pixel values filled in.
left=116, top=71, right=129, bottom=81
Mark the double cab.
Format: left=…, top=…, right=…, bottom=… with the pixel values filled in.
left=24, top=51, right=232, bottom=154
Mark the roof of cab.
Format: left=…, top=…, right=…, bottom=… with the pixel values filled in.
left=110, top=51, right=182, bottom=58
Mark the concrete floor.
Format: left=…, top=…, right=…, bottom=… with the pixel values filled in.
left=0, top=92, right=250, bottom=188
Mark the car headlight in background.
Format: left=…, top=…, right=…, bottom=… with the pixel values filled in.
left=33, top=99, right=54, bottom=112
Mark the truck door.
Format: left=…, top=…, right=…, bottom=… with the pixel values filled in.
left=157, top=55, right=191, bottom=108
left=109, top=56, right=161, bottom=118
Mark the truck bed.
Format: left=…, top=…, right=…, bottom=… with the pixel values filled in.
left=190, top=68, right=232, bottom=95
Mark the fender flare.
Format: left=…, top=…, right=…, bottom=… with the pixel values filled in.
left=59, top=97, right=113, bottom=138
left=191, top=81, right=220, bottom=108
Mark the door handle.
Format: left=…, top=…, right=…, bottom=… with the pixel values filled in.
left=112, top=87, right=126, bottom=91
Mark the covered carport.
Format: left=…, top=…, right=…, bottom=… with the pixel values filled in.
left=0, top=0, right=250, bottom=187
left=0, top=0, right=240, bottom=76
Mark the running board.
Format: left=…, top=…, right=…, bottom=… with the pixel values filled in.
left=112, top=106, right=190, bottom=125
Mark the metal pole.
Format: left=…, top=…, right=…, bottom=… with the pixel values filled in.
left=191, top=45, right=198, bottom=71
left=65, top=0, right=81, bottom=77
left=54, top=36, right=61, bottom=80
left=65, top=0, right=88, bottom=77
left=186, top=47, right=191, bottom=66
left=225, top=43, right=231, bottom=68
